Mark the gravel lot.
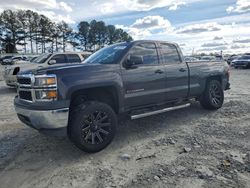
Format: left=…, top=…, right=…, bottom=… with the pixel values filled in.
left=0, top=67, right=249, bottom=188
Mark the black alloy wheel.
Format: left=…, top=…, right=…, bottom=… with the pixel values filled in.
left=200, top=80, right=224, bottom=110
left=69, top=101, right=117, bottom=153
left=209, top=83, right=223, bottom=107
left=81, top=111, right=112, bottom=145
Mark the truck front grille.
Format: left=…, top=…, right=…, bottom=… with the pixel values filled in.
left=17, top=77, right=31, bottom=85
left=19, top=90, right=32, bottom=101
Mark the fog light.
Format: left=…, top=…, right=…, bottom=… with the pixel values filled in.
left=35, top=90, right=57, bottom=101
left=46, top=90, right=57, bottom=99
left=46, top=77, right=56, bottom=85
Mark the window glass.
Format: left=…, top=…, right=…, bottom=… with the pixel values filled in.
left=160, top=43, right=181, bottom=63
left=32, top=53, right=51, bottom=64
left=85, top=43, right=129, bottom=64
left=67, top=54, right=81, bottom=63
left=51, top=54, right=67, bottom=64
left=129, top=43, right=158, bottom=65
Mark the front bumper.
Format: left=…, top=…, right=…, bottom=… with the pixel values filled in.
left=234, top=62, right=249, bottom=67
left=4, top=76, right=17, bottom=87
left=15, top=105, right=69, bottom=130
left=3, top=69, right=17, bottom=87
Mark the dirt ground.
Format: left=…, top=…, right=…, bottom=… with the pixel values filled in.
left=0, top=67, right=249, bottom=188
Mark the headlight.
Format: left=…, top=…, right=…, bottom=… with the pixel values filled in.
left=35, top=76, right=56, bottom=86
left=4, top=67, right=12, bottom=75
left=34, top=74, right=57, bottom=101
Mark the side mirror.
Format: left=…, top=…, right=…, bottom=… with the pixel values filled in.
left=125, top=55, right=143, bottom=68
left=48, top=59, right=56, bottom=65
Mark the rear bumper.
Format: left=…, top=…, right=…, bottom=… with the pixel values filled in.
left=15, top=105, right=69, bottom=130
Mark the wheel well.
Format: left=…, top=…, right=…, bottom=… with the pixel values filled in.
left=207, top=75, right=222, bottom=84
left=13, top=67, right=20, bottom=75
left=70, top=86, right=119, bottom=114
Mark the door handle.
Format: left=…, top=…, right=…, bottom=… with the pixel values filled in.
left=155, top=69, right=164, bottom=74
left=179, top=68, right=186, bottom=72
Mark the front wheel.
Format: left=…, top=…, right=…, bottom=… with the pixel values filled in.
left=200, top=80, right=224, bottom=110
left=69, top=101, right=117, bottom=153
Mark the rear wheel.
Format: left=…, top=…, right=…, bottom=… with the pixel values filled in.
left=200, top=80, right=224, bottom=110
left=69, top=101, right=117, bottom=153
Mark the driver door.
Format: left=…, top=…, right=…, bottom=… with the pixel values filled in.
left=121, top=42, right=166, bottom=110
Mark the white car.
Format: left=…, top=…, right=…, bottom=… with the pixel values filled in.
left=2, top=56, right=25, bottom=65
left=13, top=56, right=38, bottom=65
left=3, top=52, right=91, bottom=87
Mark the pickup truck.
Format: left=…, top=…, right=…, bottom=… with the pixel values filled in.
left=14, top=40, right=230, bottom=153
left=3, top=52, right=91, bottom=87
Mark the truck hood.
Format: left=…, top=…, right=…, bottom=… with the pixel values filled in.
left=10, top=62, right=47, bottom=73
left=19, top=62, right=87, bottom=75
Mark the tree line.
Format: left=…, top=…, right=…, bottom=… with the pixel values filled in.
left=0, top=9, right=133, bottom=54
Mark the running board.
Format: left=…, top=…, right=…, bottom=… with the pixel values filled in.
left=131, top=103, right=191, bottom=120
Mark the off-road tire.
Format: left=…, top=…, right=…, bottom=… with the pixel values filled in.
left=200, top=80, right=224, bottom=110
left=69, top=101, right=117, bottom=153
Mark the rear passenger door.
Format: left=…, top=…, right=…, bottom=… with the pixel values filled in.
left=66, top=54, right=82, bottom=63
left=159, top=43, right=189, bottom=101
left=122, top=42, right=166, bottom=109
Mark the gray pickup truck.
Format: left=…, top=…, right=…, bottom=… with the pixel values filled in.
left=14, top=40, right=230, bottom=152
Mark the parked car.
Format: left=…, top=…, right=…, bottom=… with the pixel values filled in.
left=184, top=56, right=199, bottom=62
left=2, top=56, right=26, bottom=65
left=231, top=55, right=250, bottom=68
left=3, top=52, right=89, bottom=87
left=0, top=55, right=13, bottom=65
left=226, top=55, right=238, bottom=65
left=13, top=56, right=39, bottom=65
left=200, top=56, right=217, bottom=61
left=14, top=40, right=230, bottom=153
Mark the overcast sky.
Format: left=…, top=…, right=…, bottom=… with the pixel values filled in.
left=0, top=0, right=250, bottom=54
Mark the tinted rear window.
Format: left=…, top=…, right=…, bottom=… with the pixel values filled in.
left=160, top=43, right=181, bottom=63
left=67, top=54, right=81, bottom=63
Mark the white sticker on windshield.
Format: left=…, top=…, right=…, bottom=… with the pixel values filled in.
left=114, top=46, right=126, bottom=50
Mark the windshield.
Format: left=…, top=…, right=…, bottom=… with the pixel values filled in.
left=237, top=56, right=250, bottom=60
left=30, top=57, right=38, bottom=62
left=84, top=43, right=129, bottom=64
left=32, top=54, right=52, bottom=64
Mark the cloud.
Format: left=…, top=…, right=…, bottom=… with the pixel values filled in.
left=131, top=16, right=172, bottom=30
left=168, top=2, right=186, bottom=11
left=214, top=36, right=223, bottom=40
left=176, top=22, right=222, bottom=34
left=227, top=0, right=250, bottom=14
left=120, top=0, right=194, bottom=11
left=116, top=15, right=173, bottom=39
left=58, top=2, right=73, bottom=13
left=0, top=0, right=73, bottom=12
left=89, top=0, right=203, bottom=17
left=233, top=38, right=250, bottom=43
left=99, top=3, right=114, bottom=14
left=0, top=0, right=74, bottom=23
left=201, top=42, right=226, bottom=47
left=198, top=46, right=227, bottom=52
left=36, top=10, right=75, bottom=24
